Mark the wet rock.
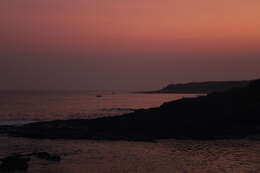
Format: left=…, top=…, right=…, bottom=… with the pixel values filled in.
left=33, top=152, right=61, bottom=161
left=0, top=155, right=30, bottom=172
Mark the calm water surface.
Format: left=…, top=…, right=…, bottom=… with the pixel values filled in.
left=1, top=137, right=260, bottom=173
left=0, top=91, right=259, bottom=173
left=0, top=91, right=196, bottom=124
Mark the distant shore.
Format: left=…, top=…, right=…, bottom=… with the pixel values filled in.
left=139, top=80, right=250, bottom=94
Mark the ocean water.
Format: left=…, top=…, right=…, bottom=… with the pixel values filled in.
left=1, top=91, right=260, bottom=173
left=0, top=91, right=196, bottom=125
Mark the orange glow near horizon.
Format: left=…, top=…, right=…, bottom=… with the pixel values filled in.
left=1, top=0, right=260, bottom=90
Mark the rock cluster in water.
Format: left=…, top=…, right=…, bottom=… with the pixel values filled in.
left=0, top=152, right=61, bottom=172
left=0, top=155, right=30, bottom=172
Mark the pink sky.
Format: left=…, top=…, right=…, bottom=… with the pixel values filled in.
left=1, top=0, right=260, bottom=90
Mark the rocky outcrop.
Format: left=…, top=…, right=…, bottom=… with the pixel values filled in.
left=0, top=152, right=61, bottom=172
left=33, top=152, right=61, bottom=161
left=0, top=155, right=30, bottom=172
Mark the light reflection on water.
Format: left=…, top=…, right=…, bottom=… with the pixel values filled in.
left=1, top=136, right=260, bottom=173
left=0, top=91, right=198, bottom=123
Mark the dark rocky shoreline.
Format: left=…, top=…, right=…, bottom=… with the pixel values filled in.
left=1, top=79, right=260, bottom=141
left=141, top=80, right=250, bottom=94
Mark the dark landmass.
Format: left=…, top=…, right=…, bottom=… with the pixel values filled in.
left=1, top=79, right=260, bottom=141
left=142, top=80, right=250, bottom=94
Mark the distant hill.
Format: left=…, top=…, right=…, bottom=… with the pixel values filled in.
left=145, top=80, right=250, bottom=94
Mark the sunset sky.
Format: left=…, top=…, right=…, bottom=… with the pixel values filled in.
left=1, top=0, right=260, bottom=90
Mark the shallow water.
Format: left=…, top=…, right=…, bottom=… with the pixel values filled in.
left=1, top=136, right=260, bottom=173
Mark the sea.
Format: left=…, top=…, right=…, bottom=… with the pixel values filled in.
left=0, top=91, right=260, bottom=173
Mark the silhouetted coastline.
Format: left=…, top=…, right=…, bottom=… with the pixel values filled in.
left=140, top=80, right=250, bottom=94
left=1, top=79, right=260, bottom=141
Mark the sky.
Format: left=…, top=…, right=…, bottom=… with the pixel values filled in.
left=1, top=0, right=260, bottom=91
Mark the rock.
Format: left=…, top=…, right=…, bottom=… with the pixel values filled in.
left=33, top=152, right=61, bottom=161
left=0, top=155, right=30, bottom=172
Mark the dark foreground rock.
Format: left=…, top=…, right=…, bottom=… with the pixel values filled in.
left=0, top=155, right=30, bottom=172
left=1, top=79, right=260, bottom=141
left=33, top=152, right=61, bottom=161
left=0, top=152, right=61, bottom=172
